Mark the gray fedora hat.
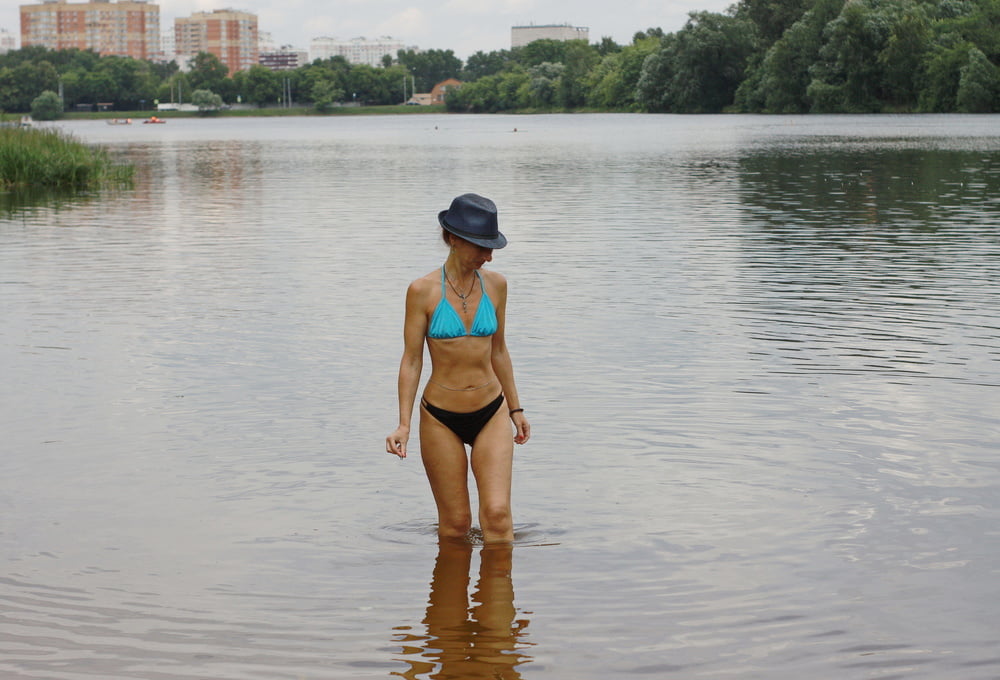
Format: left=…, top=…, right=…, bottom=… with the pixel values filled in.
left=438, top=193, right=508, bottom=249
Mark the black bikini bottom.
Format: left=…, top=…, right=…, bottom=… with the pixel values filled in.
left=421, top=393, right=505, bottom=446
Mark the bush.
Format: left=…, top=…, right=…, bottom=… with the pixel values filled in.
left=191, top=88, right=224, bottom=112
left=30, top=90, right=63, bottom=121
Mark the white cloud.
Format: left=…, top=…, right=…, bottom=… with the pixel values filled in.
left=377, top=7, right=428, bottom=38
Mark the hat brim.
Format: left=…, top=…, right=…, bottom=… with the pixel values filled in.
left=439, top=211, right=508, bottom=249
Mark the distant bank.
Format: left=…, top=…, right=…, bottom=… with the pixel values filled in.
left=63, top=105, right=448, bottom=121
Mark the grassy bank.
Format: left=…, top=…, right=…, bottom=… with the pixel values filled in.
left=63, top=104, right=448, bottom=121
left=0, top=126, right=133, bottom=189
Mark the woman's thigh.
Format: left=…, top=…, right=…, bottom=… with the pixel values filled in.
left=470, top=406, right=514, bottom=506
left=419, top=406, right=472, bottom=512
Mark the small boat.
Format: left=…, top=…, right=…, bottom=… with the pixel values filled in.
left=107, top=118, right=132, bottom=125
left=142, top=116, right=166, bottom=124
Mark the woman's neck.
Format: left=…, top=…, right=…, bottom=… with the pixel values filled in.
left=444, top=255, right=476, bottom=282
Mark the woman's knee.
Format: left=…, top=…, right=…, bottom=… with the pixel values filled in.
left=438, top=512, right=473, bottom=539
left=479, top=502, right=512, bottom=533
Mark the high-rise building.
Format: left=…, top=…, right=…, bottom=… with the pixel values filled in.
left=310, top=36, right=408, bottom=68
left=259, top=45, right=308, bottom=71
left=0, top=28, right=18, bottom=54
left=511, top=23, right=589, bottom=49
left=20, top=0, right=160, bottom=60
left=175, top=9, right=258, bottom=75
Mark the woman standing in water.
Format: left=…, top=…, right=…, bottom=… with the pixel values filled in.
left=386, top=193, right=530, bottom=544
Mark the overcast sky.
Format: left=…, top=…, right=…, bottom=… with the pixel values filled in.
left=3, top=0, right=736, bottom=60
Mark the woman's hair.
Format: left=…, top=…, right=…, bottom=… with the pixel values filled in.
left=441, top=227, right=453, bottom=246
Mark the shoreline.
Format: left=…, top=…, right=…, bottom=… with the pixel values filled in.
left=58, top=104, right=449, bottom=121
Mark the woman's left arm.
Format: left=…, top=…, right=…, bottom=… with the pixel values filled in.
left=489, top=273, right=531, bottom=445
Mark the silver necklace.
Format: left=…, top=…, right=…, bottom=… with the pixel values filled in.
left=444, top=267, right=477, bottom=312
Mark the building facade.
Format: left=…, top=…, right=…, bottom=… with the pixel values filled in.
left=1, top=28, right=18, bottom=54
left=175, top=9, right=258, bottom=75
left=310, top=36, right=407, bottom=67
left=430, top=78, right=461, bottom=105
left=511, top=23, right=589, bottom=48
left=259, top=46, right=308, bottom=71
left=20, top=0, right=160, bottom=60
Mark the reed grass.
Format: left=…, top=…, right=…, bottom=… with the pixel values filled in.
left=0, top=126, right=133, bottom=189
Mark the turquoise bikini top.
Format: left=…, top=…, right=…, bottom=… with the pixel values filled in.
left=427, top=267, right=498, bottom=339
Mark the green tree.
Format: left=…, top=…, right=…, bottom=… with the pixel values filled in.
left=956, top=46, right=999, bottom=111
left=30, top=90, right=63, bottom=120
left=632, top=28, right=665, bottom=42
left=527, top=62, right=564, bottom=107
left=808, top=0, right=894, bottom=112
left=445, top=69, right=527, bottom=112
left=878, top=3, right=932, bottom=109
left=462, top=50, right=515, bottom=81
left=558, top=41, right=600, bottom=107
left=93, top=56, right=158, bottom=108
left=595, top=37, right=622, bottom=56
left=297, top=56, right=350, bottom=104
left=918, top=34, right=971, bottom=111
left=396, top=48, right=462, bottom=91
left=737, top=0, right=812, bottom=45
left=188, top=52, right=230, bottom=93
left=0, top=60, right=61, bottom=111
left=311, top=77, right=345, bottom=112
left=642, top=11, right=759, bottom=112
left=736, top=0, right=842, bottom=112
left=516, top=39, right=570, bottom=67
left=589, top=40, right=666, bottom=110
left=243, top=65, right=281, bottom=106
left=191, top=88, right=223, bottom=112
left=636, top=35, right=678, bottom=111
left=497, top=68, right=531, bottom=109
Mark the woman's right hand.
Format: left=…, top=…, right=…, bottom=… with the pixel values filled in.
left=386, top=426, right=410, bottom=459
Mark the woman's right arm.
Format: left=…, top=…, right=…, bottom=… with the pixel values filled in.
left=386, top=281, right=426, bottom=458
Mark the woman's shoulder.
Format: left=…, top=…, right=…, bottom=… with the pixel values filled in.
left=480, top=268, right=507, bottom=287
left=406, top=269, right=441, bottom=298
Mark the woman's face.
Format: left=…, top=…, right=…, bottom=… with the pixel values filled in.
left=451, top=237, right=493, bottom=269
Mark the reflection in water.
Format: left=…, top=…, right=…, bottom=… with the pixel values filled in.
left=731, top=146, right=1000, bottom=386
left=737, top=146, right=999, bottom=231
left=392, top=542, right=532, bottom=679
left=0, top=186, right=98, bottom=216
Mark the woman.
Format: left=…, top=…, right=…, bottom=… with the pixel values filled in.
left=386, top=193, right=530, bottom=544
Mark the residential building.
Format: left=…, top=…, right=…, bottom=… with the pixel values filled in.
left=259, top=45, right=308, bottom=71
left=20, top=0, right=160, bottom=60
left=511, top=23, right=589, bottom=48
left=310, top=36, right=409, bottom=67
left=431, top=78, right=461, bottom=105
left=175, top=9, right=258, bottom=75
left=1, top=28, right=17, bottom=54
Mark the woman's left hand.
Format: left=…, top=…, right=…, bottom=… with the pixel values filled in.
left=511, top=412, right=530, bottom=445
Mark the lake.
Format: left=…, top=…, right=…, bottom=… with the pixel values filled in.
left=2, top=113, right=999, bottom=679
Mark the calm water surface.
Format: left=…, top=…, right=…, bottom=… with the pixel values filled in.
left=2, top=114, right=999, bottom=678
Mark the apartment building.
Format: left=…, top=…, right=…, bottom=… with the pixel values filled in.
left=511, top=23, right=589, bottom=48
left=1, top=28, right=18, bottom=54
left=20, top=0, right=160, bottom=60
left=175, top=9, right=258, bottom=75
left=259, top=46, right=308, bottom=71
left=310, top=36, right=408, bottom=68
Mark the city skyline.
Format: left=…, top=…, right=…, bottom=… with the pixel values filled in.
left=4, top=0, right=732, bottom=61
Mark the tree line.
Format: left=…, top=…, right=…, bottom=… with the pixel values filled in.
left=452, top=0, right=999, bottom=113
left=2, top=0, right=997, bottom=116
